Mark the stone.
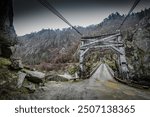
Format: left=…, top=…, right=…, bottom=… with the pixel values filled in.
left=11, top=58, right=23, bottom=70
left=23, top=83, right=36, bottom=92
left=46, top=74, right=69, bottom=82
left=23, top=65, right=36, bottom=71
left=23, top=69, right=45, bottom=83
left=0, top=81, right=7, bottom=85
left=17, top=72, right=26, bottom=88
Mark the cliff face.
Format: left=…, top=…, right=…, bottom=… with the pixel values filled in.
left=0, top=0, right=20, bottom=99
left=125, top=16, right=150, bottom=79
left=0, top=0, right=17, bottom=58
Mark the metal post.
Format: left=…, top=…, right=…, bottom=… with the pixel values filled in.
left=117, top=34, right=129, bottom=80
left=79, top=41, right=85, bottom=78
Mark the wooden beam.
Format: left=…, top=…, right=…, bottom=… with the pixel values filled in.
left=103, top=41, right=123, bottom=45
left=81, top=44, right=123, bottom=50
left=80, top=48, right=90, bottom=57
left=81, top=35, right=119, bottom=48
left=81, top=33, right=119, bottom=39
left=110, top=46, right=124, bottom=55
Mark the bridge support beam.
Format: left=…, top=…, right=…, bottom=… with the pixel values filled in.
left=117, top=35, right=129, bottom=80
left=79, top=32, right=130, bottom=80
left=79, top=41, right=87, bottom=78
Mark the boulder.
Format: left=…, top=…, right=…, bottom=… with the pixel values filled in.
left=17, top=72, right=26, bottom=88
left=46, top=74, right=69, bottom=82
left=11, top=58, right=23, bottom=70
left=23, top=69, right=45, bottom=83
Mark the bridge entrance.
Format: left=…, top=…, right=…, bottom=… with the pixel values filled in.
left=79, top=32, right=129, bottom=80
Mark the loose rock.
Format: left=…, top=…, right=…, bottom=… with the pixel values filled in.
left=23, top=82, right=36, bottom=92
left=23, top=69, right=45, bottom=83
left=46, top=74, right=69, bottom=82
left=11, top=58, right=23, bottom=70
left=17, top=72, right=26, bottom=88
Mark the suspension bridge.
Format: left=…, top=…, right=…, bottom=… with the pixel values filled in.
left=37, top=0, right=141, bottom=82
left=1, top=0, right=150, bottom=100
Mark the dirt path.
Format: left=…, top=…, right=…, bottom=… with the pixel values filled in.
left=26, top=64, right=150, bottom=100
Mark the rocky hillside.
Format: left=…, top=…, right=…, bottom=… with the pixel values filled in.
left=15, top=9, right=150, bottom=63
left=15, top=28, right=81, bottom=65
left=125, top=16, right=150, bottom=80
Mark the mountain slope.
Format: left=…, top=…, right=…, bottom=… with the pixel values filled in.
left=14, top=8, right=150, bottom=79
left=15, top=9, right=150, bottom=64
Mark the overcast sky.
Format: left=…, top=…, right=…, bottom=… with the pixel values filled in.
left=13, top=0, right=150, bottom=36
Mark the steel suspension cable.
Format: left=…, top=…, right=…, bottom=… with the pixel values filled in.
left=37, top=0, right=83, bottom=36
left=118, top=0, right=141, bottom=30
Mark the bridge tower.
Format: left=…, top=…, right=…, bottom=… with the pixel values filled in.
left=79, top=32, right=129, bottom=80
left=117, top=33, right=129, bottom=80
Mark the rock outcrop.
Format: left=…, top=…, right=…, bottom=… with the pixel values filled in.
left=0, top=0, right=17, bottom=58
left=125, top=16, right=150, bottom=80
